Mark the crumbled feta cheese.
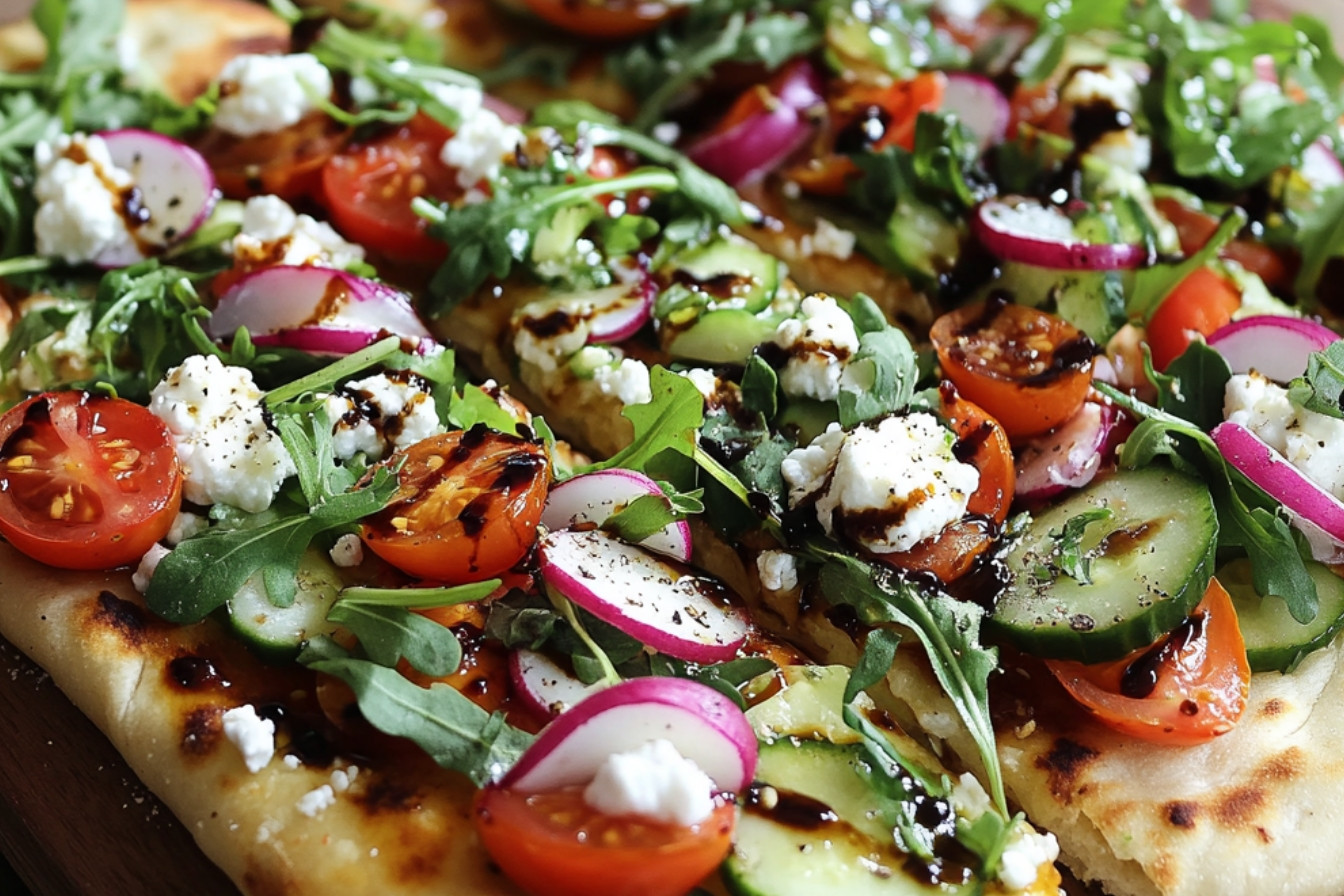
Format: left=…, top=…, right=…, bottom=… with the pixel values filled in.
left=756, top=550, right=798, bottom=592
left=1225, top=372, right=1344, bottom=500
left=213, top=53, right=332, bottom=138
left=1061, top=65, right=1141, bottom=115
left=783, top=414, right=979, bottom=554
left=679, top=367, right=721, bottom=402
left=997, top=824, right=1060, bottom=891
left=221, top=705, right=276, bottom=774
left=1088, top=129, right=1153, bottom=174
left=329, top=533, right=365, bottom=568
left=772, top=295, right=861, bottom=401
left=330, top=765, right=358, bottom=793
left=296, top=784, right=336, bottom=817
left=11, top=302, right=96, bottom=393
left=167, top=511, right=207, bottom=546
left=440, top=93, right=523, bottom=192
left=950, top=772, right=994, bottom=820
left=591, top=358, right=653, bottom=406
left=798, top=218, right=856, bottom=260
left=32, top=133, right=140, bottom=265
left=283, top=754, right=302, bottom=770
left=582, top=739, right=716, bottom=826
left=231, top=195, right=365, bottom=270
left=132, top=543, right=171, bottom=594
left=322, top=371, right=441, bottom=460
left=148, top=355, right=296, bottom=512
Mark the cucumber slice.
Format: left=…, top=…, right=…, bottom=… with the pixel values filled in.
left=1219, top=557, right=1344, bottom=673
left=670, top=239, right=781, bottom=314
left=723, top=739, right=947, bottom=896
left=994, top=260, right=1128, bottom=343
left=666, top=308, right=782, bottom=364
left=227, top=549, right=342, bottom=661
left=987, top=466, right=1218, bottom=663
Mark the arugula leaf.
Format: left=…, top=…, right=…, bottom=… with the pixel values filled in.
left=327, top=602, right=462, bottom=677
left=338, top=581, right=502, bottom=608
left=592, top=366, right=705, bottom=474
left=601, top=493, right=681, bottom=544
left=1292, top=184, right=1344, bottom=303
left=1127, top=211, right=1245, bottom=322
left=837, top=296, right=920, bottom=427
left=1147, top=340, right=1233, bottom=432
left=1288, top=341, right=1344, bottom=420
left=303, top=648, right=532, bottom=785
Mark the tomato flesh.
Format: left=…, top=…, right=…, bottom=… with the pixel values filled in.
left=474, top=786, right=735, bottom=896
left=0, top=392, right=182, bottom=570
left=931, top=298, right=1096, bottom=440
left=1046, top=578, right=1250, bottom=745
left=1144, top=267, right=1241, bottom=371
left=359, top=426, right=549, bottom=583
left=196, top=111, right=349, bottom=202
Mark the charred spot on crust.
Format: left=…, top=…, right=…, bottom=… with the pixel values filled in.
left=357, top=778, right=422, bottom=814
left=1258, top=748, right=1303, bottom=783
left=1165, top=801, right=1198, bottom=829
left=1036, top=738, right=1099, bottom=802
left=180, top=706, right=223, bottom=758
left=1258, top=697, right=1286, bottom=718
left=1215, top=785, right=1267, bottom=828
left=92, top=591, right=148, bottom=644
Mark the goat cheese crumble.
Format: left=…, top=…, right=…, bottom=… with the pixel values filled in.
left=213, top=53, right=332, bottom=138
left=296, top=784, right=336, bottom=817
left=1225, top=371, right=1344, bottom=500
left=231, top=195, right=365, bottom=270
left=32, top=133, right=140, bottom=265
left=756, top=550, right=799, bottom=592
left=582, top=739, right=716, bottom=826
left=222, top=704, right=276, bottom=774
left=321, top=371, right=442, bottom=461
left=591, top=358, right=653, bottom=406
left=436, top=83, right=523, bottom=194
left=772, top=295, right=861, bottom=401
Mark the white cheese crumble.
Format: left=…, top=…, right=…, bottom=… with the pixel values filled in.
left=321, top=371, right=442, bottom=461
left=437, top=82, right=523, bottom=192
left=678, top=367, right=721, bottom=402
left=11, top=301, right=96, bottom=393
left=330, top=765, right=359, bottom=793
left=213, top=53, right=332, bottom=138
left=756, top=549, right=798, bottom=592
left=329, top=533, right=365, bottom=568
left=148, top=354, right=296, bottom=512
left=167, top=511, right=207, bottom=545
left=582, top=739, right=716, bottom=826
left=950, top=773, right=1058, bottom=891
left=132, top=543, right=171, bottom=594
left=797, top=218, right=857, bottom=260
left=32, top=133, right=140, bottom=265
left=512, top=299, right=592, bottom=372
left=231, top=195, right=365, bottom=270
left=782, top=414, right=979, bottom=554
left=591, top=358, right=653, bottom=406
left=221, top=705, right=276, bottom=774
left=296, top=784, right=336, bottom=817
left=772, top=295, right=861, bottom=401
left=1059, top=64, right=1151, bottom=172
left=1225, top=371, right=1344, bottom=500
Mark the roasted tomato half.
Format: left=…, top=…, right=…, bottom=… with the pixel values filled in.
left=0, top=391, right=182, bottom=570
left=197, top=111, right=349, bottom=202
left=359, top=425, right=549, bottom=583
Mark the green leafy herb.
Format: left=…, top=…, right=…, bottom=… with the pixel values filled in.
left=837, top=295, right=920, bottom=427
left=1128, top=211, right=1245, bottom=322
left=327, top=602, right=462, bottom=678
left=1288, top=340, right=1344, bottom=420
left=1146, top=340, right=1233, bottom=432
left=600, top=493, right=681, bottom=544
left=591, top=366, right=706, bottom=475
left=1045, top=508, right=1114, bottom=585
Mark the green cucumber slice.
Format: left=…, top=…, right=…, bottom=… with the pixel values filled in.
left=670, top=238, right=781, bottom=314
left=227, top=549, right=342, bottom=661
left=987, top=466, right=1218, bottom=663
left=722, top=739, right=947, bottom=896
left=666, top=308, right=782, bottom=364
left=1219, top=557, right=1344, bottom=673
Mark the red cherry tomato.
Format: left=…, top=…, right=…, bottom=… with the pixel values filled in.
left=473, top=785, right=735, bottom=896
left=196, top=112, right=349, bottom=202
left=1045, top=578, right=1250, bottom=745
left=359, top=426, right=549, bottom=583
left=930, top=299, right=1096, bottom=440
left=519, top=0, right=680, bottom=40
left=1144, top=267, right=1242, bottom=371
left=1155, top=196, right=1291, bottom=293
left=0, top=392, right=182, bottom=570
left=320, top=115, right=465, bottom=263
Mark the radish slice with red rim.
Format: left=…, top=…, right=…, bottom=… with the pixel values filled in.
left=96, top=128, right=218, bottom=266
left=509, top=649, right=592, bottom=720
left=974, top=196, right=1149, bottom=271
left=941, top=73, right=1011, bottom=152
left=1211, top=421, right=1344, bottom=561
left=542, top=469, right=692, bottom=562
left=207, top=265, right=437, bottom=355
left=1014, top=400, right=1118, bottom=503
left=500, top=676, right=757, bottom=795
left=538, top=529, right=750, bottom=663
left=586, top=277, right=655, bottom=344
left=1206, top=315, right=1338, bottom=382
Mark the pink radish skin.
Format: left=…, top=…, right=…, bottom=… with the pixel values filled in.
left=539, top=529, right=750, bottom=663
left=500, top=677, right=757, bottom=795
left=1015, top=401, right=1118, bottom=503
left=942, top=72, right=1011, bottom=152
left=542, top=469, right=692, bottom=562
left=975, top=196, right=1148, bottom=271
left=1206, top=315, right=1339, bottom=382
left=586, top=278, right=655, bottom=344
left=509, top=649, right=593, bottom=720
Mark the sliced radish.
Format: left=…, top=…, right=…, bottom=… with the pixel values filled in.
left=587, top=277, right=655, bottom=344
left=542, top=469, right=692, bottom=562
left=1015, top=400, right=1118, bottom=503
left=1207, top=315, right=1339, bottom=382
left=941, top=72, right=1011, bottom=153
left=96, top=128, right=218, bottom=266
left=1300, top=140, right=1344, bottom=190
left=207, top=266, right=437, bottom=355
left=974, top=196, right=1149, bottom=271
left=509, top=649, right=593, bottom=719
left=539, top=529, right=750, bottom=663
left=500, top=676, right=757, bottom=795
left=1211, top=421, right=1344, bottom=561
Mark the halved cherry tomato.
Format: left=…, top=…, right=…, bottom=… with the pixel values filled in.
left=881, top=385, right=1014, bottom=583
left=930, top=298, right=1096, bottom=440
left=1144, top=266, right=1242, bottom=371
left=788, top=72, right=947, bottom=196
left=359, top=425, right=550, bottom=584
left=1045, top=578, right=1250, bottom=745
left=320, top=115, right=465, bottom=263
left=0, top=392, right=182, bottom=570
left=519, top=0, right=680, bottom=40
left=196, top=111, right=349, bottom=202
left=474, top=785, right=735, bottom=896
left=1154, top=196, right=1291, bottom=293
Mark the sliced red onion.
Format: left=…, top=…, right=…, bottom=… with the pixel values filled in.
left=509, top=649, right=592, bottom=719
left=1211, top=421, right=1344, bottom=561
left=685, top=59, right=823, bottom=187
left=96, top=128, right=218, bottom=266
left=1014, top=400, right=1118, bottom=503
left=539, top=529, right=750, bottom=663
left=941, top=72, right=1011, bottom=153
left=1207, top=315, right=1339, bottom=382
left=587, top=277, right=655, bottom=344
left=542, top=469, right=692, bottom=562
left=975, top=196, right=1149, bottom=271
left=500, top=676, right=757, bottom=795
left=207, top=266, right=435, bottom=355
